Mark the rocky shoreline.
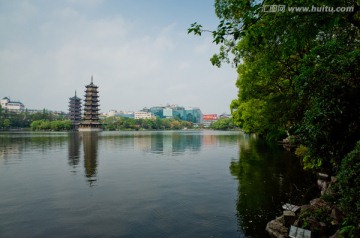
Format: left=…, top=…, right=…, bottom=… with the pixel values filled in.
left=266, top=173, right=342, bottom=238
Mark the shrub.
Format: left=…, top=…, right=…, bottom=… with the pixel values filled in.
left=337, top=141, right=360, bottom=237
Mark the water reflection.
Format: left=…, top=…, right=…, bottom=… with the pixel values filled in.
left=80, top=132, right=99, bottom=186
left=68, top=132, right=80, bottom=169
left=0, top=131, right=317, bottom=237
left=230, top=134, right=316, bottom=237
left=130, top=131, right=238, bottom=155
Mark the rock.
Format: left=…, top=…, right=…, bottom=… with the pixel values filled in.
left=329, top=230, right=340, bottom=238
left=293, top=219, right=300, bottom=227
left=300, top=204, right=311, bottom=213
left=330, top=208, right=343, bottom=222
left=319, top=222, right=327, bottom=236
left=318, top=173, right=329, bottom=180
left=283, top=210, right=296, bottom=227
left=310, top=198, right=323, bottom=206
left=317, top=179, right=329, bottom=195
left=265, top=217, right=288, bottom=238
left=331, top=176, right=337, bottom=183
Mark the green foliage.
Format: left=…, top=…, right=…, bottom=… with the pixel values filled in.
left=295, top=145, right=308, bottom=158
left=189, top=0, right=360, bottom=170
left=0, top=109, right=66, bottom=130
left=3, top=118, right=11, bottom=129
left=101, top=116, right=193, bottom=131
left=336, top=141, right=360, bottom=234
left=298, top=205, right=334, bottom=236
left=30, top=120, right=72, bottom=131
left=339, top=222, right=358, bottom=238
left=210, top=118, right=235, bottom=130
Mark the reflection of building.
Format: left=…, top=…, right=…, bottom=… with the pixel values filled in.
left=79, top=76, right=102, bottom=131
left=202, top=134, right=217, bottom=146
left=81, top=132, right=99, bottom=186
left=0, top=97, right=25, bottom=112
left=134, top=132, right=202, bottom=155
left=68, top=132, right=81, bottom=169
left=134, top=135, right=152, bottom=151
left=68, top=92, right=82, bottom=130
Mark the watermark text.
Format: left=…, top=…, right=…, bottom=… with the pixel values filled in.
left=262, top=5, right=354, bottom=13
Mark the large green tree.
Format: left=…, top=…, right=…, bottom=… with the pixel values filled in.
left=189, top=0, right=360, bottom=169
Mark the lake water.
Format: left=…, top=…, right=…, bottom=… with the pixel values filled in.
left=0, top=131, right=314, bottom=238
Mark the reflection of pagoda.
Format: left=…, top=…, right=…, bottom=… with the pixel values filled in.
left=81, top=132, right=99, bottom=186
left=68, top=91, right=82, bottom=130
left=68, top=132, right=80, bottom=169
left=79, top=76, right=102, bottom=131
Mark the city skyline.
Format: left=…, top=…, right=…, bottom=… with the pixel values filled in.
left=1, top=93, right=226, bottom=115
left=0, top=1, right=237, bottom=115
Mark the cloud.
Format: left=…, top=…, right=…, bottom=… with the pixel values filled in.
left=0, top=1, right=238, bottom=114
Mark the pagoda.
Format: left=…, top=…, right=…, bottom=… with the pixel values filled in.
left=78, top=76, right=102, bottom=131
left=68, top=91, right=82, bottom=130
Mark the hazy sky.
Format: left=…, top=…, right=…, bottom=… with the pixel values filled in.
left=0, top=0, right=238, bottom=114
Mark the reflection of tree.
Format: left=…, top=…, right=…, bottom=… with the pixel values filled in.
left=230, top=135, right=315, bottom=237
left=81, top=132, right=99, bottom=186
left=68, top=132, right=80, bottom=168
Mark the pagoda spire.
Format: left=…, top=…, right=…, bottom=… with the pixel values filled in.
left=91, top=75, right=93, bottom=83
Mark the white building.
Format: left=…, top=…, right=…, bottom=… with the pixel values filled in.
left=134, top=111, right=153, bottom=119
left=0, top=97, right=25, bottom=112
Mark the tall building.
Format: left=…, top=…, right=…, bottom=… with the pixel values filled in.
left=68, top=91, right=82, bottom=130
left=149, top=106, right=164, bottom=118
left=79, top=76, right=102, bottom=131
left=185, top=107, right=202, bottom=124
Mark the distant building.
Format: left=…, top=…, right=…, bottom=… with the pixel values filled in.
left=185, top=107, right=203, bottom=124
left=0, top=97, right=25, bottom=112
left=134, top=111, right=152, bottom=119
left=78, top=76, right=102, bottom=131
left=106, top=110, right=134, bottom=118
left=219, top=113, right=231, bottom=119
left=149, top=106, right=164, bottom=118
left=107, top=110, right=118, bottom=117
left=140, top=107, right=150, bottom=113
left=68, top=91, right=82, bottom=129
left=202, top=114, right=218, bottom=127
left=148, top=104, right=202, bottom=123
left=118, top=112, right=134, bottom=118
left=163, top=108, right=173, bottom=118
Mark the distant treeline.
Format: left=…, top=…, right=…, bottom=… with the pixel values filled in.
left=101, top=116, right=193, bottom=130
left=30, top=120, right=72, bottom=131
left=209, top=118, right=236, bottom=130
left=0, top=108, right=67, bottom=130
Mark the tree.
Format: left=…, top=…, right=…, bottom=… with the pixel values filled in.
left=3, top=119, right=11, bottom=129
left=210, top=118, right=234, bottom=130
left=189, top=0, right=360, bottom=169
left=189, top=1, right=360, bottom=233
